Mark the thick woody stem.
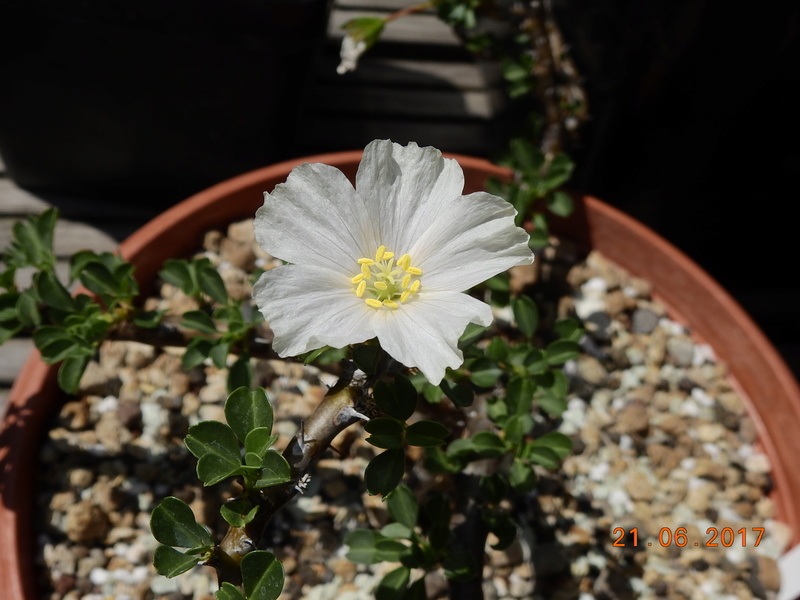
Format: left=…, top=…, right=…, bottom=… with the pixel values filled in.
left=211, top=376, right=369, bottom=585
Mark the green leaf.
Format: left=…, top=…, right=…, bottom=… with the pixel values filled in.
left=198, top=265, right=228, bottom=305
left=181, top=337, right=215, bottom=369
left=547, top=190, right=574, bottom=217
left=160, top=259, right=196, bottom=295
left=443, top=549, right=479, bottom=582
left=225, top=387, right=274, bottom=444
left=532, top=431, right=572, bottom=459
left=485, top=337, right=508, bottom=362
left=381, top=522, right=413, bottom=540
left=505, top=376, right=534, bottom=415
left=479, top=473, right=510, bottom=505
left=241, top=551, right=284, bottom=600
left=554, top=317, right=584, bottom=342
left=404, top=578, right=427, bottom=600
left=365, top=418, right=405, bottom=450
left=524, top=444, right=561, bottom=469
left=153, top=545, right=200, bottom=578
left=185, top=421, right=242, bottom=485
left=227, top=355, right=253, bottom=392
left=133, top=309, right=163, bottom=329
left=220, top=500, right=259, bottom=527
left=216, top=582, right=247, bottom=600
left=545, top=340, right=580, bottom=365
left=387, top=484, right=418, bottom=529
left=254, top=450, right=292, bottom=488
left=376, top=566, right=410, bottom=600
left=458, top=323, right=486, bottom=348
left=375, top=539, right=411, bottom=562
left=513, top=295, right=539, bottom=338
left=423, top=446, right=462, bottom=474
left=34, top=271, right=75, bottom=312
left=504, top=414, right=534, bottom=444
left=509, top=458, right=537, bottom=492
left=244, top=427, right=277, bottom=459
left=483, top=273, right=510, bottom=292
left=468, top=358, right=502, bottom=388
left=373, top=376, right=417, bottom=421
left=150, top=496, right=212, bottom=548
left=209, top=342, right=230, bottom=369
left=79, top=262, right=117, bottom=296
left=341, top=16, right=386, bottom=46
left=542, top=153, right=574, bottom=191
left=353, top=343, right=381, bottom=374
left=181, top=310, right=217, bottom=335
left=439, top=379, right=474, bottom=408
left=58, top=355, right=89, bottom=394
left=345, top=529, right=385, bottom=564
left=486, top=511, right=517, bottom=550
left=405, top=420, right=449, bottom=447
left=447, top=431, right=506, bottom=460
left=365, top=448, right=405, bottom=496
left=14, top=289, right=40, bottom=327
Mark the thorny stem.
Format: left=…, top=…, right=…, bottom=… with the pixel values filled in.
left=209, top=367, right=370, bottom=586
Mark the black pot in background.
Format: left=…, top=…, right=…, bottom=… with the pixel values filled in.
left=0, top=0, right=330, bottom=205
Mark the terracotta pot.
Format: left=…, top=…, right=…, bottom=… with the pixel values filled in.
left=2, top=151, right=799, bottom=599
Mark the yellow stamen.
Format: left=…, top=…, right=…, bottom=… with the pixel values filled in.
left=406, top=266, right=423, bottom=276
left=374, top=281, right=388, bottom=291
left=400, top=291, right=410, bottom=303
left=375, top=245, right=386, bottom=262
left=383, top=300, right=399, bottom=308
left=397, top=254, right=411, bottom=270
left=361, top=264, right=371, bottom=278
left=358, top=258, right=375, bottom=265
left=401, top=274, right=411, bottom=289
left=365, top=298, right=383, bottom=308
left=383, top=251, right=394, bottom=259
left=409, top=280, right=421, bottom=293
left=356, top=280, right=366, bottom=297
left=351, top=273, right=366, bottom=284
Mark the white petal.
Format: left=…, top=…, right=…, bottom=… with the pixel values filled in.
left=372, top=291, right=493, bottom=385
left=411, top=191, right=532, bottom=291
left=355, top=140, right=465, bottom=252
left=253, top=264, right=376, bottom=356
left=255, top=162, right=376, bottom=274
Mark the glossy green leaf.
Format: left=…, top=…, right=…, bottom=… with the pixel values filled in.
left=185, top=421, right=241, bottom=485
left=58, top=355, right=89, bottom=394
left=241, top=551, right=284, bottom=600
left=244, top=427, right=277, bottom=459
left=153, top=545, right=200, bottom=578
left=364, top=417, right=405, bottom=449
left=209, top=342, right=230, bottom=369
left=547, top=190, right=574, bottom=217
left=181, top=337, right=214, bottom=369
left=387, top=484, right=418, bottom=529
left=405, top=420, right=449, bottom=447
left=458, top=323, right=486, bottom=348
left=133, top=309, right=163, bottom=329
left=225, top=387, right=274, bottom=444
left=373, top=376, right=417, bottom=421
left=554, top=317, right=583, bottom=342
left=439, top=379, right=473, bottom=407
left=504, top=414, right=534, bottom=444
left=505, top=376, right=534, bottom=415
left=198, top=265, right=228, bottom=305
left=485, top=337, right=508, bottom=362
left=345, top=529, right=384, bottom=564
left=159, top=259, right=196, bottom=294
left=15, top=290, right=40, bottom=327
left=513, top=295, right=539, bottom=338
left=423, top=446, right=462, bottom=474
left=220, top=500, right=259, bottom=527
left=447, top=431, right=506, bottom=460
left=381, top=522, right=413, bottom=540
left=532, top=431, right=572, bottom=459
left=254, top=450, right=291, bottom=488
left=353, top=343, right=380, bottom=374
left=215, top=582, right=247, bottom=600
left=545, top=340, right=580, bottom=365
left=509, top=458, right=537, bottom=492
left=365, top=448, right=405, bottom=496
left=376, top=566, right=410, bottom=600
left=468, top=358, right=502, bottom=388
left=181, top=310, right=217, bottom=335
left=524, top=444, right=561, bottom=470
left=150, top=496, right=212, bottom=548
left=34, top=271, right=75, bottom=312
left=79, top=262, right=117, bottom=296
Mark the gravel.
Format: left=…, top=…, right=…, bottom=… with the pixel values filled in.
left=32, top=220, right=789, bottom=600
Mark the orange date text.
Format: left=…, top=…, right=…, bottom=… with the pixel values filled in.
left=611, top=527, right=764, bottom=548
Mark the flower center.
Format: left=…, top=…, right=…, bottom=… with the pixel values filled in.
left=351, top=245, right=422, bottom=309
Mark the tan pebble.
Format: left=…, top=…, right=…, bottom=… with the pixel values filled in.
left=227, top=219, right=255, bottom=244
left=577, top=355, right=607, bottom=385
left=64, top=501, right=111, bottom=543
left=625, top=470, right=656, bottom=501
left=745, top=453, right=771, bottom=474
left=739, top=417, right=759, bottom=443
left=509, top=263, right=538, bottom=293
left=691, top=457, right=726, bottom=481
left=658, top=413, right=688, bottom=436
left=755, top=497, right=775, bottom=519
left=685, top=481, right=717, bottom=512
left=695, top=423, right=725, bottom=443
left=756, top=555, right=781, bottom=591
left=733, top=501, right=755, bottom=519
left=68, top=468, right=94, bottom=489
left=95, top=412, right=131, bottom=453
left=203, top=229, right=223, bottom=251
left=615, top=401, right=649, bottom=434
left=717, top=391, right=746, bottom=416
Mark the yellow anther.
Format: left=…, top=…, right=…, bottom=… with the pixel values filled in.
left=400, top=291, right=410, bottom=303
left=361, top=264, right=371, bottom=278
left=401, top=274, right=411, bottom=289
left=383, top=251, right=395, bottom=259
left=406, top=266, right=423, bottom=276
left=365, top=298, right=383, bottom=308
left=409, top=280, right=421, bottom=293
left=375, top=245, right=386, bottom=261
left=356, top=280, right=366, bottom=297
left=383, top=300, right=399, bottom=308
left=397, top=254, right=411, bottom=270
left=358, top=258, right=375, bottom=265
left=351, top=273, right=366, bottom=284
left=374, top=281, right=388, bottom=291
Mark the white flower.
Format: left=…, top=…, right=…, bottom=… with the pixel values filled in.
left=253, top=140, right=533, bottom=384
left=337, top=35, right=368, bottom=75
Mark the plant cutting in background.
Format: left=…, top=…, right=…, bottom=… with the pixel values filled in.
left=0, top=1, right=588, bottom=598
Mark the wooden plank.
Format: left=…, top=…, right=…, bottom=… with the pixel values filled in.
left=0, top=338, right=33, bottom=387
left=314, top=55, right=503, bottom=90
left=0, top=179, right=51, bottom=215
left=0, top=217, right=120, bottom=258
left=306, top=84, right=507, bottom=119
left=335, top=0, right=417, bottom=9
